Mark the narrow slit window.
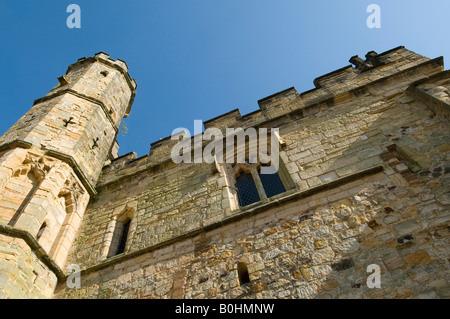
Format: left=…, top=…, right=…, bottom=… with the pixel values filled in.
left=258, top=167, right=286, bottom=198
left=235, top=172, right=260, bottom=207
left=116, top=219, right=130, bottom=255
left=237, top=262, right=250, bottom=285
left=36, top=222, right=47, bottom=241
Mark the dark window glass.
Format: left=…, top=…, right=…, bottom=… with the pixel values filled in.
left=236, top=173, right=260, bottom=207
left=116, top=220, right=130, bottom=255
left=259, top=169, right=286, bottom=198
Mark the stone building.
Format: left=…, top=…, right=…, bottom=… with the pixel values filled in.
left=0, top=46, right=448, bottom=299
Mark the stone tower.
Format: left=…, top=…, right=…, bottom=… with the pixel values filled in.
left=0, top=53, right=136, bottom=298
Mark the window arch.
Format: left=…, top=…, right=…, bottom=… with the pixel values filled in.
left=214, top=129, right=295, bottom=210
left=105, top=204, right=136, bottom=258
left=48, top=178, right=85, bottom=267
left=232, top=161, right=289, bottom=208
left=114, top=218, right=131, bottom=256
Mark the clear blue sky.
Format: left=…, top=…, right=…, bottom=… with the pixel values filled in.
left=0, top=0, right=449, bottom=157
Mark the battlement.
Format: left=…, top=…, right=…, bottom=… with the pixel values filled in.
left=98, top=46, right=444, bottom=189
left=64, top=52, right=137, bottom=118
left=73, top=52, right=137, bottom=87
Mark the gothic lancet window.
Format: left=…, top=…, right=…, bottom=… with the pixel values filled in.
left=105, top=205, right=135, bottom=258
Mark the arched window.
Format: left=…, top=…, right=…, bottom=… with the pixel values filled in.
left=237, top=262, right=250, bottom=285
left=233, top=162, right=289, bottom=208
left=103, top=204, right=136, bottom=259
left=214, top=128, right=295, bottom=210
left=115, top=219, right=131, bottom=255
left=48, top=177, right=87, bottom=268
left=107, top=211, right=134, bottom=258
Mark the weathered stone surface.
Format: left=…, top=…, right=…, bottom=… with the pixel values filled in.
left=2, top=47, right=450, bottom=299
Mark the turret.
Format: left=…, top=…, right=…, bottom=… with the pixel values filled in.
left=0, top=52, right=137, bottom=190
left=0, top=53, right=136, bottom=272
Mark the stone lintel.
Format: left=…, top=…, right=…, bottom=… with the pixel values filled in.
left=0, top=140, right=33, bottom=153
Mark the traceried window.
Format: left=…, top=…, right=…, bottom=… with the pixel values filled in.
left=214, top=128, right=296, bottom=210
left=234, top=163, right=290, bottom=208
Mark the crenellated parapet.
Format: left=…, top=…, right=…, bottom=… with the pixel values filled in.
left=98, top=46, right=444, bottom=189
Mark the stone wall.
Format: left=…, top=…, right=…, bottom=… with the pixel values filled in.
left=54, top=47, right=449, bottom=299
left=0, top=228, right=60, bottom=299
left=54, top=167, right=449, bottom=298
